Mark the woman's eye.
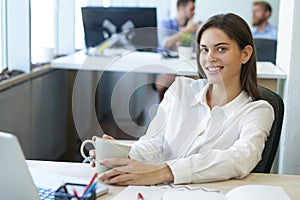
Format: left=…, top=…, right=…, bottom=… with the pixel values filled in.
left=200, top=48, right=208, bottom=53
left=217, top=47, right=226, bottom=52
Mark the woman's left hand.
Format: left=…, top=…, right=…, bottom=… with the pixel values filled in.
left=98, top=158, right=174, bottom=185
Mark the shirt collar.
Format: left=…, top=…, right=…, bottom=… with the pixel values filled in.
left=253, top=23, right=272, bottom=34
left=189, top=79, right=210, bottom=107
left=189, top=81, right=252, bottom=117
left=221, top=90, right=251, bottom=117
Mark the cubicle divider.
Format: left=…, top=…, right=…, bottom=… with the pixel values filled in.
left=0, top=68, right=69, bottom=160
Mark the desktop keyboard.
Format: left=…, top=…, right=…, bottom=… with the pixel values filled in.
left=36, top=186, right=55, bottom=200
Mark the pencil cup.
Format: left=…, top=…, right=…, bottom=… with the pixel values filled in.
left=54, top=183, right=96, bottom=200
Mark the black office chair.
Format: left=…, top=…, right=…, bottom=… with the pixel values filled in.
left=252, top=86, right=284, bottom=173
left=254, top=38, right=277, bottom=64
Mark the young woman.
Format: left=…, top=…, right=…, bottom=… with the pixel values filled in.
left=90, top=13, right=274, bottom=185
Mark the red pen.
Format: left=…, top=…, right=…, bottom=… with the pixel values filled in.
left=83, top=172, right=98, bottom=195
left=73, top=189, right=81, bottom=200
left=137, top=192, right=144, bottom=200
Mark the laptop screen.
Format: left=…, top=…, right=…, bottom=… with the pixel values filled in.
left=0, top=132, right=40, bottom=199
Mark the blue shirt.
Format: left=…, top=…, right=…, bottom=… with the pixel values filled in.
left=252, top=24, right=278, bottom=41
left=160, top=18, right=179, bottom=32
left=158, top=18, right=180, bottom=49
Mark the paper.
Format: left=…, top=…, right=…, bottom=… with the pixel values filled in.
left=114, top=184, right=290, bottom=200
left=163, top=190, right=226, bottom=200
left=226, top=185, right=291, bottom=200
left=28, top=167, right=91, bottom=189
left=112, top=186, right=165, bottom=200
left=163, top=185, right=291, bottom=200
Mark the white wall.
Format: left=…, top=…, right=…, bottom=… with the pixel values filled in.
left=169, top=0, right=280, bottom=27
left=277, top=0, right=300, bottom=175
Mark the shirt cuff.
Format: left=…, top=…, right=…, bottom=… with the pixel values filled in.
left=166, top=158, right=192, bottom=184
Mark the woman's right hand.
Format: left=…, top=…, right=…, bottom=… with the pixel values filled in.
left=89, top=134, right=115, bottom=167
left=101, top=134, right=115, bottom=140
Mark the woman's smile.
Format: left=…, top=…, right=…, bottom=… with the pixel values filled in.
left=205, top=65, right=224, bottom=73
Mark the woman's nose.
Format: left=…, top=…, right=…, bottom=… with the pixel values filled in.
left=208, top=51, right=217, bottom=62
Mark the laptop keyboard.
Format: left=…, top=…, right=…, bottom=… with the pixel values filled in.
left=36, top=186, right=55, bottom=200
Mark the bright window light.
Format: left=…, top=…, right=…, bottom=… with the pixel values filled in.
left=103, top=0, right=110, bottom=7
left=31, top=0, right=56, bottom=64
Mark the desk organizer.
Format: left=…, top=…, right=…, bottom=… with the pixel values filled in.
left=54, top=183, right=96, bottom=200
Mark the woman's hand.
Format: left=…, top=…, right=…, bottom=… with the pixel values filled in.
left=98, top=158, right=174, bottom=185
left=89, top=134, right=115, bottom=167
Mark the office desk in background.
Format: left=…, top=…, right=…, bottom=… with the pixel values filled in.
left=51, top=50, right=286, bottom=93
left=50, top=50, right=287, bottom=140
left=27, top=160, right=300, bottom=200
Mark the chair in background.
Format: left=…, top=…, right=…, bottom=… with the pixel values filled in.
left=254, top=38, right=277, bottom=64
left=253, top=86, right=284, bottom=173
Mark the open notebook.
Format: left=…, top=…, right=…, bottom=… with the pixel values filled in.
left=0, top=132, right=108, bottom=200
left=112, top=185, right=290, bottom=200
left=163, top=185, right=291, bottom=200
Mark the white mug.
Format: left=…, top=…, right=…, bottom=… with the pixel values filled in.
left=80, top=138, right=131, bottom=174
left=178, top=46, right=193, bottom=60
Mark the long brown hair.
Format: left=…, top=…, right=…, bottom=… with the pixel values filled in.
left=196, top=13, right=262, bottom=100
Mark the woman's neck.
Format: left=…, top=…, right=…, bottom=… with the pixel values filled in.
left=206, top=84, right=242, bottom=109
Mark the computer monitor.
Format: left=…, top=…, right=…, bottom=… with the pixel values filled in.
left=81, top=7, right=158, bottom=51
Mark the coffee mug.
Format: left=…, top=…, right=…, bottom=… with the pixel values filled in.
left=178, top=46, right=193, bottom=60
left=80, top=138, right=131, bottom=174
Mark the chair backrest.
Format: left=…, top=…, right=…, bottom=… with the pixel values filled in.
left=254, top=38, right=277, bottom=64
left=252, top=86, right=284, bottom=173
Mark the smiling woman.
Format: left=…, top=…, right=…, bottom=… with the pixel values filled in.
left=89, top=13, right=275, bottom=186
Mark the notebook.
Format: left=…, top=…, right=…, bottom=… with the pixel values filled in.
left=0, top=132, right=108, bottom=200
left=163, top=184, right=291, bottom=200
left=112, top=184, right=291, bottom=200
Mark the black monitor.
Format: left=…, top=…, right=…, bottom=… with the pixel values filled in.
left=81, top=7, right=158, bottom=51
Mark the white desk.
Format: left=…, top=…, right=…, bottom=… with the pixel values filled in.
left=27, top=160, right=300, bottom=200
left=51, top=50, right=286, bottom=79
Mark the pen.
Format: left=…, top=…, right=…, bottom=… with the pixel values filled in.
left=73, top=189, right=81, bottom=200
left=83, top=172, right=98, bottom=195
left=85, top=182, right=97, bottom=195
left=137, top=192, right=144, bottom=200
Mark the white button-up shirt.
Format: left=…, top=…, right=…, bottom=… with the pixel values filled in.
left=129, top=77, right=274, bottom=184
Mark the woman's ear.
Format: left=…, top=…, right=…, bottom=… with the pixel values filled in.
left=241, top=45, right=253, bottom=64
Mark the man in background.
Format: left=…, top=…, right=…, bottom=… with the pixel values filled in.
left=252, top=1, right=278, bottom=40
left=155, top=0, right=201, bottom=101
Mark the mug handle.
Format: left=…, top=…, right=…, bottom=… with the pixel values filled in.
left=80, top=139, right=95, bottom=160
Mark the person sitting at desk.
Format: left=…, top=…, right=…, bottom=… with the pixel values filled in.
left=89, top=13, right=274, bottom=185
left=155, top=0, right=201, bottom=102
left=252, top=1, right=278, bottom=40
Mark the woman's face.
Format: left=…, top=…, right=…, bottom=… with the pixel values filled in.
left=199, top=28, right=250, bottom=86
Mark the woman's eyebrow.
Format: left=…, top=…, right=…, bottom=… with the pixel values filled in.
left=200, top=42, right=230, bottom=47
left=215, top=42, right=230, bottom=47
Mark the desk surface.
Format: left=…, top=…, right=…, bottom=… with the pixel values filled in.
left=51, top=50, right=286, bottom=79
left=27, top=160, right=299, bottom=199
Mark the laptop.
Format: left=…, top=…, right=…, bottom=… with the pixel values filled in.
left=0, top=132, right=108, bottom=200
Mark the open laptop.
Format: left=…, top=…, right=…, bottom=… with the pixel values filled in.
left=0, top=132, right=108, bottom=200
